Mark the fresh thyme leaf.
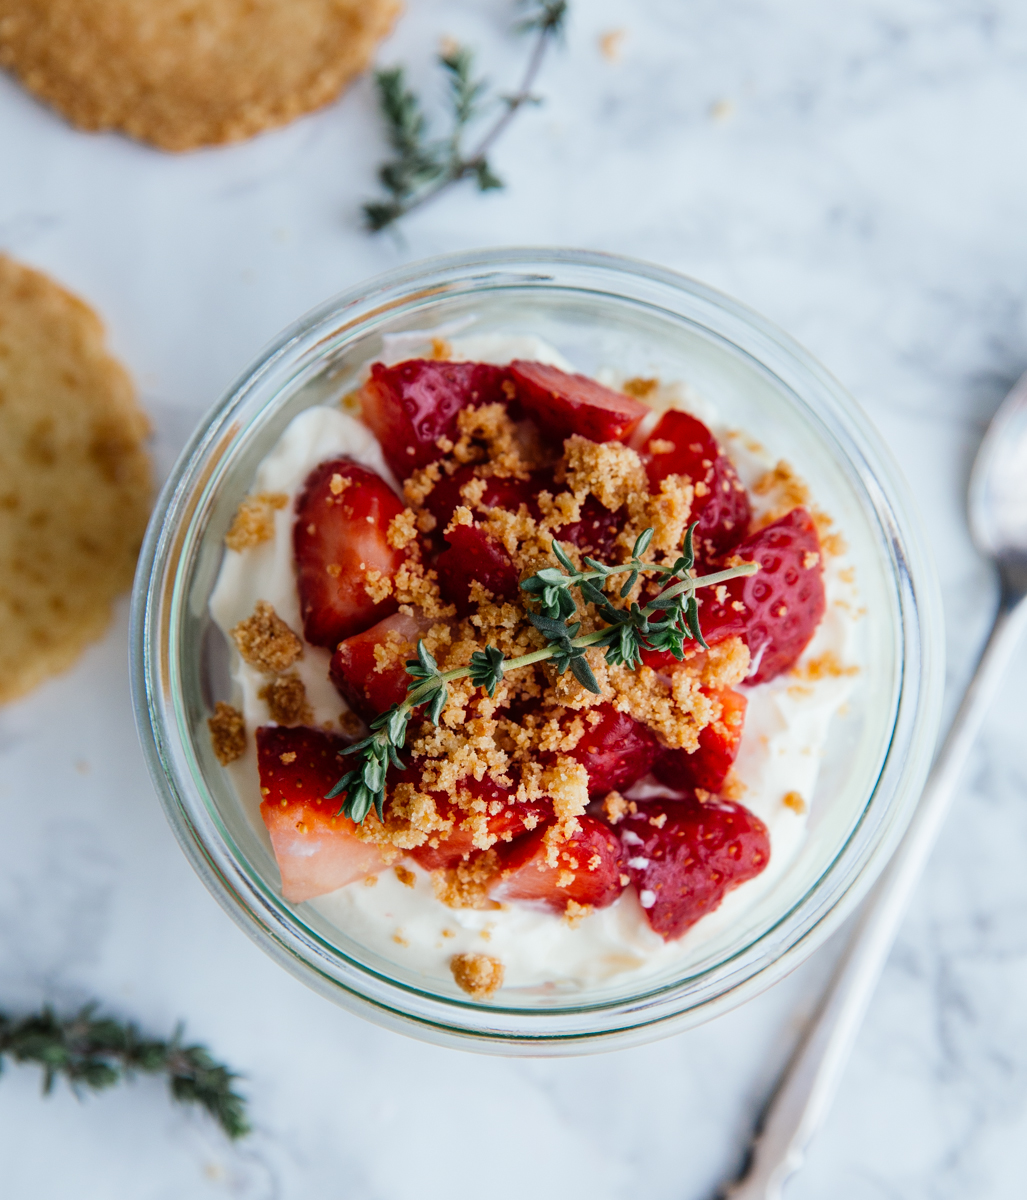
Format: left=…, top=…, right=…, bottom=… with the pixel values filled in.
left=516, top=0, right=569, bottom=35
left=363, top=2, right=568, bottom=230
left=685, top=594, right=709, bottom=650
left=426, top=685, right=449, bottom=725
left=632, top=528, right=654, bottom=559
left=469, top=645, right=506, bottom=696
left=681, top=521, right=697, bottom=571
left=0, top=1006, right=249, bottom=1139
left=569, top=652, right=601, bottom=694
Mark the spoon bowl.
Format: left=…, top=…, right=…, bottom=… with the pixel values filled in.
left=969, top=370, right=1027, bottom=599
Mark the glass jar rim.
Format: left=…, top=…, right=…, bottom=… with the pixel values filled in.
left=130, top=247, right=944, bottom=1054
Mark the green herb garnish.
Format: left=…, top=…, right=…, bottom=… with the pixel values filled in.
left=363, top=1, right=568, bottom=231
left=327, top=523, right=758, bottom=823
left=0, top=1004, right=249, bottom=1139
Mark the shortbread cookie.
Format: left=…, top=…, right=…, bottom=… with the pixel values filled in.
left=0, top=0, right=402, bottom=151
left=0, top=255, right=152, bottom=705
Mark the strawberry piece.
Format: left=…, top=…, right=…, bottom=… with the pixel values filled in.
left=509, top=360, right=649, bottom=444
left=489, top=815, right=625, bottom=913
left=567, top=705, right=660, bottom=796
left=329, top=611, right=429, bottom=722
left=700, top=507, right=826, bottom=684
left=620, top=797, right=770, bottom=940
left=436, top=524, right=519, bottom=616
left=644, top=410, right=750, bottom=561
left=424, top=464, right=544, bottom=533
left=652, top=688, right=747, bottom=793
left=557, top=494, right=626, bottom=559
left=359, top=359, right=511, bottom=479
left=293, top=459, right=408, bottom=648
left=408, top=777, right=548, bottom=871
left=257, top=725, right=386, bottom=903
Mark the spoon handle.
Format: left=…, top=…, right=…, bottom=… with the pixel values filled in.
left=723, top=593, right=1027, bottom=1200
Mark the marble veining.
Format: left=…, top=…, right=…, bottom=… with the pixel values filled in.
left=2, top=0, right=1027, bottom=1196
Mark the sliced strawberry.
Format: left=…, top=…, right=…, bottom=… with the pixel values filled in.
left=652, top=688, right=747, bottom=793
left=329, top=611, right=430, bottom=722
left=424, top=464, right=544, bottom=533
left=436, top=524, right=520, bottom=616
left=408, top=777, right=548, bottom=871
left=567, top=705, right=661, bottom=796
left=489, top=815, right=625, bottom=913
left=359, top=359, right=511, bottom=479
left=644, top=410, right=750, bottom=561
left=293, top=459, right=408, bottom=648
left=620, top=797, right=769, bottom=940
left=700, top=507, right=826, bottom=684
left=257, top=725, right=386, bottom=903
left=509, top=360, right=649, bottom=444
left=557, top=494, right=626, bottom=559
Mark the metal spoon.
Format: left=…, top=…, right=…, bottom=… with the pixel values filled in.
left=723, top=371, right=1027, bottom=1200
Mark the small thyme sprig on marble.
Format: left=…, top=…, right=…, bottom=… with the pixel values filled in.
left=363, top=0, right=568, bottom=231
left=0, top=1005, right=250, bottom=1139
left=327, top=524, right=759, bottom=823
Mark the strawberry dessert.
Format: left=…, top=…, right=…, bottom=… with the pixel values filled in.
left=208, top=333, right=860, bottom=998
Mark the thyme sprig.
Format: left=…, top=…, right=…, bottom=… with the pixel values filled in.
left=363, top=1, right=568, bottom=231
left=0, top=1004, right=249, bottom=1139
left=327, top=524, right=759, bottom=823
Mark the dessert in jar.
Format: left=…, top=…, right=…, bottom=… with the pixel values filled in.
left=206, top=333, right=860, bottom=1000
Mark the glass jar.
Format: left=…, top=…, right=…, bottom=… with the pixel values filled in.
left=131, top=249, right=944, bottom=1054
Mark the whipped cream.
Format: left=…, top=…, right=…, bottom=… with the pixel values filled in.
left=209, top=336, right=862, bottom=992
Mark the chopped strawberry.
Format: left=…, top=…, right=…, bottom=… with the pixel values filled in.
left=557, top=494, right=626, bottom=559
left=257, top=725, right=386, bottom=903
left=644, top=410, right=750, bottom=561
left=620, top=797, right=770, bottom=940
left=700, top=507, right=826, bottom=684
left=435, top=523, right=520, bottom=616
left=329, top=611, right=430, bottom=722
left=489, top=815, right=625, bottom=913
left=509, top=360, right=649, bottom=444
left=652, top=688, right=747, bottom=793
left=293, top=459, right=408, bottom=648
left=567, top=705, right=661, bottom=796
left=424, top=464, right=544, bottom=533
left=408, top=777, right=548, bottom=871
left=359, top=359, right=511, bottom=479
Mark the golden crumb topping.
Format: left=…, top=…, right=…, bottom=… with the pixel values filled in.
left=450, top=952, right=505, bottom=998
left=433, top=854, right=502, bottom=910
left=782, top=790, right=806, bottom=814
left=208, top=702, right=245, bottom=765
left=752, top=461, right=810, bottom=525
left=793, top=651, right=858, bottom=680
left=258, top=674, right=312, bottom=725
left=225, top=492, right=288, bottom=551
left=394, top=864, right=416, bottom=888
left=231, top=601, right=303, bottom=673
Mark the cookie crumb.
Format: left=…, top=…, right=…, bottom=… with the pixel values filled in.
left=601, top=791, right=631, bottom=824
left=225, top=492, right=287, bottom=551
left=598, top=28, right=626, bottom=62
left=564, top=899, right=593, bottom=927
left=231, top=601, right=303, bottom=673
left=451, top=952, right=504, bottom=998
left=782, top=790, right=806, bottom=814
left=394, top=864, right=416, bottom=888
left=208, top=702, right=246, bottom=765
left=258, top=673, right=313, bottom=725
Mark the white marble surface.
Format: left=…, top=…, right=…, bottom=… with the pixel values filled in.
left=2, top=1, right=1027, bottom=1196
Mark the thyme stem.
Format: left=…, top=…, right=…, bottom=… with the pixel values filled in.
left=363, top=2, right=567, bottom=231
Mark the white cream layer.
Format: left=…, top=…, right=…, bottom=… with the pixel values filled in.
left=209, top=338, right=861, bottom=992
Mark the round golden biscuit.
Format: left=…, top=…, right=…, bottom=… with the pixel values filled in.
left=0, top=255, right=152, bottom=705
left=0, top=0, right=401, bottom=151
